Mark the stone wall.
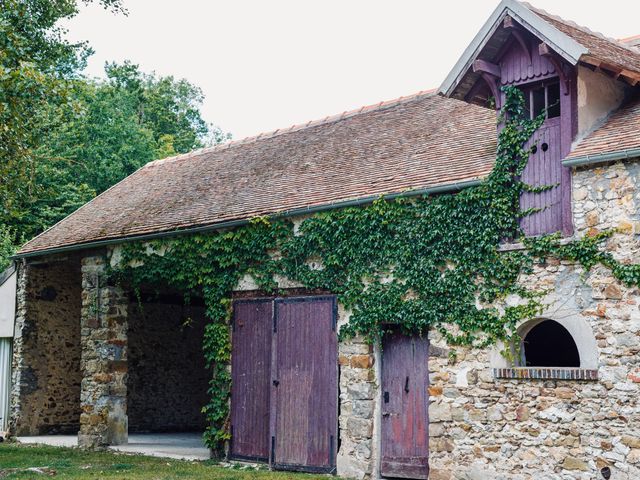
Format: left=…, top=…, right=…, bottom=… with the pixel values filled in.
left=336, top=331, right=377, bottom=479
left=78, top=254, right=128, bottom=447
left=427, top=159, right=640, bottom=480
left=10, top=256, right=83, bottom=435
left=127, top=298, right=209, bottom=432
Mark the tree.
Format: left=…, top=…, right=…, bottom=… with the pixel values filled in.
left=0, top=2, right=228, bottom=267
left=0, top=0, right=125, bottom=262
left=9, top=62, right=227, bottom=242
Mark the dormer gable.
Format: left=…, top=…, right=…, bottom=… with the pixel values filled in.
left=439, top=0, right=640, bottom=105
left=438, top=0, right=640, bottom=238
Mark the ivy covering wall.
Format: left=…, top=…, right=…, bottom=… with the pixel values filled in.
left=111, top=87, right=640, bottom=452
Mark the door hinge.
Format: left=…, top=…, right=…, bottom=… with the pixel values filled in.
left=271, top=435, right=276, bottom=463
left=273, top=301, right=278, bottom=333
left=332, top=299, right=337, bottom=332
left=329, top=435, right=335, bottom=466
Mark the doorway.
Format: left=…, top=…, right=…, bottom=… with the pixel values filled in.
left=380, top=331, right=429, bottom=479
left=230, top=296, right=338, bottom=473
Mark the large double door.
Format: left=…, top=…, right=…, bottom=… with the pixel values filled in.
left=230, top=296, right=338, bottom=473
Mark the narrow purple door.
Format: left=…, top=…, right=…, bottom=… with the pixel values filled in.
left=270, top=297, right=338, bottom=473
left=230, top=299, right=272, bottom=461
left=381, top=332, right=429, bottom=479
left=520, top=117, right=563, bottom=236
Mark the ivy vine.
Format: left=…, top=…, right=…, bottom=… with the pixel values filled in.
left=110, top=86, right=640, bottom=452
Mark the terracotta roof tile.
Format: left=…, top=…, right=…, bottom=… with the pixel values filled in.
left=19, top=93, right=497, bottom=255
left=527, top=4, right=640, bottom=75
left=567, top=97, right=640, bottom=159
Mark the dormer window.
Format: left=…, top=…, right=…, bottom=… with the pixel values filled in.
left=519, top=82, right=561, bottom=120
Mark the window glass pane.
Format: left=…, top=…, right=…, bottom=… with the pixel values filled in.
left=532, top=87, right=545, bottom=119
left=547, top=83, right=561, bottom=118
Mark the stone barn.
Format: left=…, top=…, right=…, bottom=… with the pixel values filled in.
left=7, top=1, right=640, bottom=478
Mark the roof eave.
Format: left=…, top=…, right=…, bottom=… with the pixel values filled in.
left=13, top=178, right=484, bottom=260
left=438, top=0, right=588, bottom=98
left=563, top=147, right=640, bottom=168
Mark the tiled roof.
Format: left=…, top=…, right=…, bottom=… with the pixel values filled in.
left=619, top=34, right=640, bottom=51
left=18, top=93, right=498, bottom=256
left=527, top=4, right=640, bottom=77
left=567, top=97, right=640, bottom=160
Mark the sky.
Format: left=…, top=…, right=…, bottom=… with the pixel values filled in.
left=62, top=0, right=640, bottom=141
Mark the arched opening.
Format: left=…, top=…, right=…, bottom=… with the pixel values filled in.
left=522, top=320, right=580, bottom=367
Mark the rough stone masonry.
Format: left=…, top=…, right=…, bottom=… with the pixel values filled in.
left=424, top=160, right=640, bottom=480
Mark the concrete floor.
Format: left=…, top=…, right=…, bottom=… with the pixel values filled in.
left=17, top=432, right=210, bottom=461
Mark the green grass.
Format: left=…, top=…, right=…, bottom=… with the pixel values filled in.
left=0, top=444, right=330, bottom=479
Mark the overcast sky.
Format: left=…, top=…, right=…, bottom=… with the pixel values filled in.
left=62, top=0, right=640, bottom=141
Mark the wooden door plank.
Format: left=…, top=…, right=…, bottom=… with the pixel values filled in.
left=381, top=332, right=429, bottom=479
left=230, top=299, right=272, bottom=461
left=271, top=296, right=337, bottom=473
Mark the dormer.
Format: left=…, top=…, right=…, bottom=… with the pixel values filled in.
left=439, top=0, right=640, bottom=237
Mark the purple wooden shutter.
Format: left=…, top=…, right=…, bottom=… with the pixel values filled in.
left=381, top=332, right=429, bottom=479
left=271, top=296, right=338, bottom=473
left=520, top=117, right=564, bottom=236
left=230, top=299, right=272, bottom=461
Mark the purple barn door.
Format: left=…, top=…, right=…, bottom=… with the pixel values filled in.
left=270, top=296, right=338, bottom=473
left=381, top=332, right=429, bottom=479
left=230, top=299, right=272, bottom=461
left=520, top=116, right=563, bottom=236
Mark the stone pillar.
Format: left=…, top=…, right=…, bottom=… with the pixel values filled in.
left=336, top=336, right=377, bottom=479
left=9, top=261, right=30, bottom=435
left=78, top=254, right=128, bottom=447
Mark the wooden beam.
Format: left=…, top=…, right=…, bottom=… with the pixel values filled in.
left=581, top=55, right=640, bottom=83
left=503, top=15, right=532, bottom=64
left=502, top=15, right=518, bottom=30
left=473, top=59, right=501, bottom=78
left=539, top=43, right=570, bottom=95
left=464, top=76, right=493, bottom=106
left=472, top=59, right=502, bottom=109
left=479, top=72, right=502, bottom=109
left=538, top=42, right=554, bottom=58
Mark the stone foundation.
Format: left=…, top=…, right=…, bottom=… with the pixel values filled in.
left=10, top=256, right=82, bottom=435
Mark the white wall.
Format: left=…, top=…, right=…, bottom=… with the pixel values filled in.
left=0, top=268, right=16, bottom=338
left=0, top=338, right=11, bottom=432
left=576, top=65, right=629, bottom=142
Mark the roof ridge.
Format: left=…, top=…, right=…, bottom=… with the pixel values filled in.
left=145, top=88, right=438, bottom=168
left=521, top=1, right=640, bottom=54
left=619, top=34, right=640, bottom=43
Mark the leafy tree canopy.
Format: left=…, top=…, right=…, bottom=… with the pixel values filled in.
left=0, top=1, right=227, bottom=269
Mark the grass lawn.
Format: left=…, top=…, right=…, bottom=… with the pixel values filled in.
left=0, top=443, right=330, bottom=479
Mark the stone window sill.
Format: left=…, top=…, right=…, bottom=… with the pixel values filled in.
left=498, top=235, right=576, bottom=252
left=493, top=367, right=598, bottom=381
